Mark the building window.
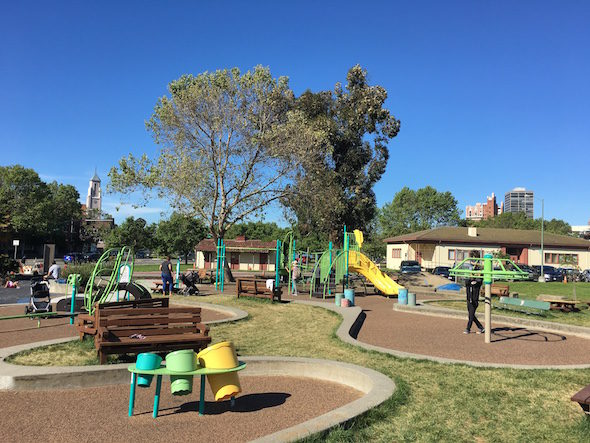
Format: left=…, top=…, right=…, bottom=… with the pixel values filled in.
left=448, top=250, right=455, bottom=260
left=545, top=253, right=578, bottom=264
left=391, top=248, right=401, bottom=258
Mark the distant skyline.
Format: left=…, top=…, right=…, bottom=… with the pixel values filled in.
left=2, top=1, right=589, bottom=225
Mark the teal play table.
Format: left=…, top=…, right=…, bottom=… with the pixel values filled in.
left=127, top=362, right=246, bottom=418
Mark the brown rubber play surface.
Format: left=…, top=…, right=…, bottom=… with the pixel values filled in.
left=0, top=375, right=361, bottom=443
left=355, top=295, right=590, bottom=366
left=0, top=304, right=232, bottom=349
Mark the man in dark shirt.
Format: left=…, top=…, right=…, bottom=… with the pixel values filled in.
left=159, top=255, right=173, bottom=296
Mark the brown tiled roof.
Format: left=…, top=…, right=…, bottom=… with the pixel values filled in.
left=195, top=238, right=276, bottom=252
left=383, top=227, right=590, bottom=250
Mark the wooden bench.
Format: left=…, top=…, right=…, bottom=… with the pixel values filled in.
left=96, top=306, right=211, bottom=364
left=197, top=269, right=215, bottom=284
left=76, top=298, right=169, bottom=339
left=497, top=296, right=550, bottom=315
left=571, top=384, right=590, bottom=414
left=490, top=283, right=509, bottom=297
left=151, top=281, right=180, bottom=294
left=236, top=277, right=282, bottom=302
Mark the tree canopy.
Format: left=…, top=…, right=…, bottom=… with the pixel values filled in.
left=154, top=212, right=207, bottom=262
left=283, top=65, right=401, bottom=243
left=105, top=217, right=154, bottom=252
left=379, top=186, right=460, bottom=237
left=469, top=212, right=571, bottom=235
left=109, top=66, right=323, bottom=243
left=0, top=165, right=81, bottom=249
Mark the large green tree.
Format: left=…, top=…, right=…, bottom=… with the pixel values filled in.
left=283, top=65, right=401, bottom=243
left=105, top=217, right=154, bottom=252
left=109, top=66, right=322, bottom=245
left=154, top=212, right=207, bottom=262
left=0, top=165, right=81, bottom=250
left=225, top=221, right=289, bottom=242
left=379, top=186, right=460, bottom=237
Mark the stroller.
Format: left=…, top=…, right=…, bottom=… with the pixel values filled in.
left=179, top=271, right=200, bottom=296
left=25, top=277, right=52, bottom=315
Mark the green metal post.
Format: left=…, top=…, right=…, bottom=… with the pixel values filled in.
left=328, top=242, right=333, bottom=297
left=220, top=240, right=225, bottom=293
left=68, top=274, right=79, bottom=325
left=483, top=253, right=493, bottom=344
left=175, top=257, right=181, bottom=289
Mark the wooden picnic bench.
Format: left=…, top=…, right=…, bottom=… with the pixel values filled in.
left=197, top=268, right=215, bottom=284
left=151, top=281, right=180, bottom=294
left=76, top=297, right=169, bottom=339
left=95, top=306, right=210, bottom=364
left=537, top=295, right=590, bottom=312
left=236, top=277, right=282, bottom=302
left=571, top=384, right=590, bottom=414
left=497, top=296, right=550, bottom=315
left=490, top=283, right=509, bottom=297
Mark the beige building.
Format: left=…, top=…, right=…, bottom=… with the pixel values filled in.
left=195, top=236, right=277, bottom=272
left=384, top=227, right=590, bottom=271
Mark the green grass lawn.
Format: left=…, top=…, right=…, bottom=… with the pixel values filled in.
left=8, top=294, right=590, bottom=442
left=509, top=281, right=590, bottom=301
left=133, top=264, right=195, bottom=272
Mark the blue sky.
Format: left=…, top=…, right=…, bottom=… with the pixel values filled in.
left=1, top=1, right=589, bottom=226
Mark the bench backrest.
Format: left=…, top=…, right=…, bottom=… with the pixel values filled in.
left=499, top=297, right=550, bottom=310
left=98, top=307, right=204, bottom=336
left=97, top=297, right=169, bottom=311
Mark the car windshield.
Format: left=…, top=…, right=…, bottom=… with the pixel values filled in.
left=402, top=261, right=419, bottom=266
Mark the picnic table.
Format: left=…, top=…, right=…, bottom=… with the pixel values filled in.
left=537, top=295, right=590, bottom=312
left=127, top=361, right=246, bottom=417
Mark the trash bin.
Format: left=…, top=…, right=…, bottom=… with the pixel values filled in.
left=197, top=341, right=241, bottom=401
left=344, top=288, right=355, bottom=306
left=398, top=288, right=408, bottom=305
left=408, top=292, right=416, bottom=306
left=335, top=293, right=343, bottom=306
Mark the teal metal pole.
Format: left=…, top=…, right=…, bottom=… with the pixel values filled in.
left=275, top=240, right=281, bottom=290
left=220, top=240, right=225, bottom=292
left=344, top=225, right=348, bottom=289
left=69, top=276, right=77, bottom=325
left=175, top=257, right=181, bottom=289
left=483, top=253, right=493, bottom=344
left=291, top=239, right=296, bottom=295
left=215, top=238, right=220, bottom=290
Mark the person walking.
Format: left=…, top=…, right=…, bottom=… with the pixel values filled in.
left=159, top=255, right=174, bottom=296
left=464, top=251, right=484, bottom=334
left=291, top=259, right=300, bottom=296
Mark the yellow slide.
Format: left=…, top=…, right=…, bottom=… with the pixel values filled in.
left=348, top=250, right=404, bottom=296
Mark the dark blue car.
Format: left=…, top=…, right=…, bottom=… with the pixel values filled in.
left=400, top=260, right=421, bottom=274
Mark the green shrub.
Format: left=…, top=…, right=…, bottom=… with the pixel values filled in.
left=0, top=254, right=19, bottom=276
left=62, top=263, right=96, bottom=287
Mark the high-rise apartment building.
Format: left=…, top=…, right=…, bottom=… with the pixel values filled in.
left=504, top=187, right=534, bottom=218
left=465, top=193, right=502, bottom=221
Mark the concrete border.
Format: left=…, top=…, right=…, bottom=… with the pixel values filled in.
left=292, top=299, right=590, bottom=370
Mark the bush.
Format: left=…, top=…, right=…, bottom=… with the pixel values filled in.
left=0, top=254, right=19, bottom=277
left=62, top=263, right=96, bottom=288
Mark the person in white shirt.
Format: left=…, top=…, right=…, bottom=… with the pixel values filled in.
left=45, top=261, right=61, bottom=280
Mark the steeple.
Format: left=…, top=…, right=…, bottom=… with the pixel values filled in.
left=91, top=167, right=101, bottom=182
left=86, top=170, right=102, bottom=214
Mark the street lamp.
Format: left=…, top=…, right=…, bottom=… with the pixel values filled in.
left=538, top=198, right=545, bottom=282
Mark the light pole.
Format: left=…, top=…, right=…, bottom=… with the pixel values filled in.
left=538, top=198, right=545, bottom=282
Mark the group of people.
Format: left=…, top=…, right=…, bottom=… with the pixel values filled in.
left=3, top=259, right=62, bottom=289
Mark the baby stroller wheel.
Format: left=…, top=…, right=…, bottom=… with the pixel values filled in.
left=25, top=306, right=29, bottom=316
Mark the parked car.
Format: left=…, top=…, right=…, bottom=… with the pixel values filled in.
left=400, top=260, right=421, bottom=274
left=432, top=266, right=452, bottom=280
left=64, top=252, right=84, bottom=264
left=580, top=269, right=590, bottom=282
left=514, top=263, right=540, bottom=281
left=83, top=251, right=101, bottom=262
left=531, top=265, right=560, bottom=281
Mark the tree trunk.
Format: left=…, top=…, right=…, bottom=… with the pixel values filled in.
left=224, top=258, right=235, bottom=283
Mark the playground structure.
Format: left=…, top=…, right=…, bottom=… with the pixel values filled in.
left=449, top=254, right=529, bottom=343
left=307, top=227, right=404, bottom=299
left=214, top=227, right=404, bottom=299
left=83, top=246, right=151, bottom=315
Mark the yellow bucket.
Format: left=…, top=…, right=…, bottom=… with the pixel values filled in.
left=197, top=341, right=241, bottom=401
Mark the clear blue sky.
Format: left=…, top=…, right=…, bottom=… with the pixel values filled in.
left=2, top=1, right=589, bottom=226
